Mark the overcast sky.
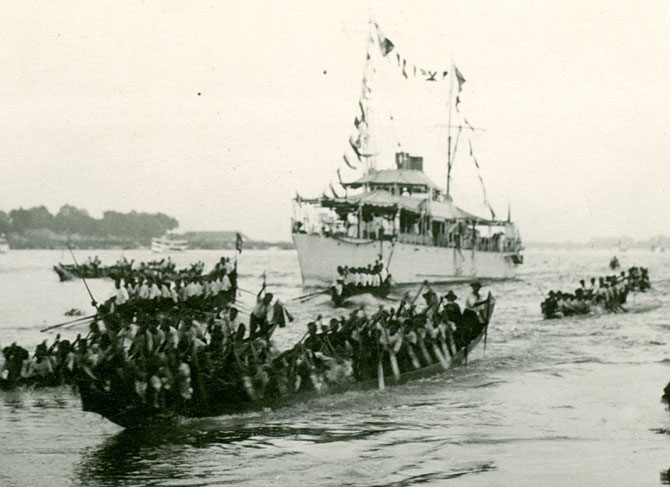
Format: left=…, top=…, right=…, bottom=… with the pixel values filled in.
left=2, top=1, right=669, bottom=242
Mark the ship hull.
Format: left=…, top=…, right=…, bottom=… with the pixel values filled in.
left=293, top=233, right=518, bottom=286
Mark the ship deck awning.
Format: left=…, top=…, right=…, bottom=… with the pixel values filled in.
left=321, top=190, right=494, bottom=223
left=342, top=169, right=440, bottom=191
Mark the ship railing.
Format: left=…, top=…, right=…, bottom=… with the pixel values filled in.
left=396, top=232, right=519, bottom=253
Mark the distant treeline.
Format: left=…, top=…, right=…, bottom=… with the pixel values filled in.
left=528, top=235, right=670, bottom=250
left=0, top=205, right=178, bottom=248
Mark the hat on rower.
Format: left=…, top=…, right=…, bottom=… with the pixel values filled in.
left=423, top=290, right=435, bottom=300
left=470, top=281, right=482, bottom=289
left=445, top=290, right=457, bottom=301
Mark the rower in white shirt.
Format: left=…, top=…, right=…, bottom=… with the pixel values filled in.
left=115, top=280, right=129, bottom=305
left=138, top=280, right=150, bottom=299
left=148, top=281, right=161, bottom=299
left=464, top=281, right=489, bottom=322
left=220, top=274, right=232, bottom=292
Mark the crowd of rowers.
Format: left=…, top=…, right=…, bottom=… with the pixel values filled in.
left=541, top=266, right=651, bottom=319
left=0, top=256, right=240, bottom=391
left=106, top=259, right=235, bottom=312
left=54, top=256, right=184, bottom=282
left=1, top=276, right=493, bottom=418
left=286, top=282, right=493, bottom=393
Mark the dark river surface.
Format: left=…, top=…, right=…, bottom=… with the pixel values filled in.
left=0, top=248, right=668, bottom=486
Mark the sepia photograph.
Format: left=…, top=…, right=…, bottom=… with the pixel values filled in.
left=1, top=1, right=669, bottom=485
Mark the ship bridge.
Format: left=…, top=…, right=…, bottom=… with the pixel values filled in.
left=342, top=152, right=445, bottom=201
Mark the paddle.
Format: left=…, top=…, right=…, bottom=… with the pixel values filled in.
left=237, top=287, right=256, bottom=296
left=412, top=282, right=427, bottom=304
left=376, top=333, right=385, bottom=391
left=68, top=246, right=98, bottom=308
left=483, top=292, right=493, bottom=353
left=291, top=289, right=329, bottom=302
left=378, top=318, right=401, bottom=381
left=385, top=237, right=397, bottom=271
left=40, top=314, right=97, bottom=333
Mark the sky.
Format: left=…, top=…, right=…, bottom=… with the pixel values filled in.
left=1, top=0, right=669, bottom=242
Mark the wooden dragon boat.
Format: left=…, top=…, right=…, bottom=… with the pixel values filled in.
left=77, top=298, right=495, bottom=429
left=330, top=279, right=392, bottom=307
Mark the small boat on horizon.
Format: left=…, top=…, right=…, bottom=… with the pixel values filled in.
left=0, top=234, right=9, bottom=254
left=151, top=235, right=188, bottom=253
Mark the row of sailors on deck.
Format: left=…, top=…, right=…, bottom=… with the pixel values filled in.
left=334, top=262, right=388, bottom=287
left=113, top=274, right=233, bottom=306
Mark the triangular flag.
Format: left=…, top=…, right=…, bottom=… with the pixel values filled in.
left=343, top=154, right=356, bottom=169
left=349, top=137, right=361, bottom=159
left=375, top=24, right=395, bottom=56
left=455, top=66, right=466, bottom=91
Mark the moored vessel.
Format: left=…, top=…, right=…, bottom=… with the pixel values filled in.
left=292, top=23, right=522, bottom=286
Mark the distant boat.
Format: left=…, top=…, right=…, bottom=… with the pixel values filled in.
left=651, top=239, right=666, bottom=253
left=151, top=235, right=188, bottom=253
left=0, top=235, right=9, bottom=254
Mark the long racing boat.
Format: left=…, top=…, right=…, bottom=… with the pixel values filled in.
left=78, top=297, right=495, bottom=429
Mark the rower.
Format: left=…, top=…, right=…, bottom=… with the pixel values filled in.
left=465, top=281, right=487, bottom=322
left=443, top=290, right=461, bottom=325
left=333, top=278, right=344, bottom=297
left=115, top=279, right=129, bottom=306
left=250, top=290, right=273, bottom=340
left=303, top=322, right=322, bottom=351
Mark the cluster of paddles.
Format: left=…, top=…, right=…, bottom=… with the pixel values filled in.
left=541, top=266, right=651, bottom=319
left=75, top=283, right=493, bottom=427
left=0, top=257, right=238, bottom=391
left=53, top=256, right=185, bottom=282
left=330, top=263, right=391, bottom=306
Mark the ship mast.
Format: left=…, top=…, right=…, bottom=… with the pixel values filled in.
left=360, top=20, right=377, bottom=173
left=445, top=60, right=455, bottom=201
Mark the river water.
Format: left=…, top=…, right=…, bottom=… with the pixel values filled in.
left=0, top=248, right=668, bottom=486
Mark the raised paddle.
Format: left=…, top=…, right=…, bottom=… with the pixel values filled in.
left=385, top=237, right=398, bottom=270
left=68, top=246, right=98, bottom=308
left=409, top=281, right=426, bottom=306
